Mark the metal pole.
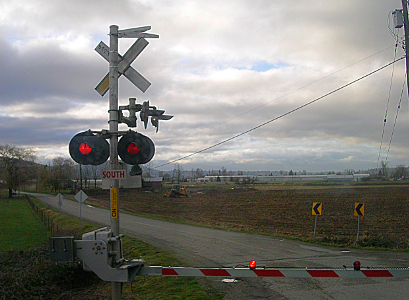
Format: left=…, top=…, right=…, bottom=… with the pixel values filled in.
left=80, top=164, right=82, bottom=190
left=402, top=0, right=409, bottom=98
left=313, top=215, right=317, bottom=239
left=109, top=24, right=122, bottom=300
left=79, top=193, right=82, bottom=230
left=357, top=216, right=360, bottom=241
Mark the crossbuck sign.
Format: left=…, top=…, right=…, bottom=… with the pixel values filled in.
left=95, top=26, right=158, bottom=95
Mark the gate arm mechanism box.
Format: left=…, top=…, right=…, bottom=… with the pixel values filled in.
left=49, top=228, right=145, bottom=283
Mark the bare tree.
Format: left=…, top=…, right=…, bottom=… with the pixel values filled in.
left=51, top=157, right=75, bottom=193
left=172, top=164, right=183, bottom=183
left=195, top=168, right=204, bottom=179
left=0, top=144, right=36, bottom=198
left=82, top=165, right=93, bottom=189
left=380, top=161, right=389, bottom=178
left=91, top=165, right=104, bottom=188
left=394, top=165, right=408, bottom=180
left=142, top=162, right=154, bottom=178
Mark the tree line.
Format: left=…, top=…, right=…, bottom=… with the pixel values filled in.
left=0, top=144, right=110, bottom=198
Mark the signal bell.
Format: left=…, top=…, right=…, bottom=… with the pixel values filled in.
left=118, top=131, right=155, bottom=165
left=69, top=131, right=109, bottom=165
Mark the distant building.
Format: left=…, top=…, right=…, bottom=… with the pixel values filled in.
left=203, top=174, right=370, bottom=182
left=143, top=177, right=163, bottom=188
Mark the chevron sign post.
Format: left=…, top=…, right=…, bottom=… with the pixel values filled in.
left=355, top=202, right=365, bottom=241
left=312, top=202, right=322, bottom=239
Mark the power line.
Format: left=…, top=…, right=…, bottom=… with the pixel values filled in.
left=156, top=56, right=405, bottom=169
left=377, top=35, right=400, bottom=171
left=385, top=74, right=406, bottom=163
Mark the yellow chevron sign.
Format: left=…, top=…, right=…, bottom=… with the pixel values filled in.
left=355, top=203, right=364, bottom=217
left=312, top=202, right=322, bottom=216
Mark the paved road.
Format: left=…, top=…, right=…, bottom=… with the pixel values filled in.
left=32, top=193, right=409, bottom=299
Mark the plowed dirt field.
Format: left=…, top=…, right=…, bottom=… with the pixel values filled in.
left=84, top=184, right=409, bottom=248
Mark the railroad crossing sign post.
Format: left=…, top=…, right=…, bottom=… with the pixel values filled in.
left=312, top=202, right=322, bottom=239
left=66, top=25, right=164, bottom=298
left=101, top=24, right=158, bottom=300
left=61, top=22, right=171, bottom=297
left=354, top=202, right=365, bottom=241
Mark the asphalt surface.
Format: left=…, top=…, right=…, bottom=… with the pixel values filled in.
left=32, top=192, right=409, bottom=299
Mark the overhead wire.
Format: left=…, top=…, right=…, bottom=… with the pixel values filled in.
left=156, top=56, right=405, bottom=169
left=376, top=36, right=400, bottom=171
left=385, top=73, right=406, bottom=164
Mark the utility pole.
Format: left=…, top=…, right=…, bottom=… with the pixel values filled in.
left=401, top=0, right=409, bottom=98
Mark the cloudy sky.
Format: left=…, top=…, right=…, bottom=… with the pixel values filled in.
left=0, top=0, right=408, bottom=173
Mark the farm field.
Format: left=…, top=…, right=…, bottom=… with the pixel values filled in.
left=84, top=182, right=409, bottom=249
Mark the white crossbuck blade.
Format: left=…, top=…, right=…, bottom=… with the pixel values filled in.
left=95, top=38, right=151, bottom=95
left=118, top=26, right=159, bottom=38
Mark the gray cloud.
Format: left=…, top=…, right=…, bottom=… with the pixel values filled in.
left=0, top=0, right=407, bottom=172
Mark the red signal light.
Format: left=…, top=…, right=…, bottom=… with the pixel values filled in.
left=127, top=142, right=140, bottom=155
left=79, top=143, right=92, bottom=155
left=249, top=260, right=257, bottom=270
left=118, top=131, right=155, bottom=165
left=69, top=131, right=109, bottom=165
left=353, top=261, right=361, bottom=271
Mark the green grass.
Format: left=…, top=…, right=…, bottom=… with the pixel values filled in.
left=0, top=197, right=51, bottom=251
left=120, top=238, right=222, bottom=299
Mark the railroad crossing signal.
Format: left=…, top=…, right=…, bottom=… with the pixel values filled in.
left=312, top=202, right=322, bottom=216
left=355, top=203, right=365, bottom=217
left=69, top=131, right=110, bottom=165
left=118, top=131, right=155, bottom=165
left=69, top=130, right=155, bottom=166
left=66, top=25, right=163, bottom=300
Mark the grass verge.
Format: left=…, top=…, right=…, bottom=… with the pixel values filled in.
left=0, top=196, right=51, bottom=251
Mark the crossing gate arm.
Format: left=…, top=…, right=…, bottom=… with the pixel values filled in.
left=138, top=266, right=409, bottom=278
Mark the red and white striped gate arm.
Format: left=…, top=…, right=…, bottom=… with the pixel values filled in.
left=138, top=266, right=409, bottom=278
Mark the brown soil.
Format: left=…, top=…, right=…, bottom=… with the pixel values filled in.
left=84, top=184, right=409, bottom=247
